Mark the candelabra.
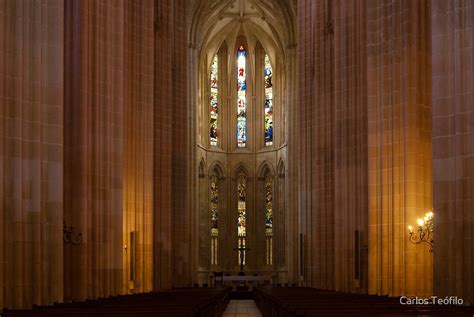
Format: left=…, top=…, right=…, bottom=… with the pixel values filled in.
left=408, top=211, right=434, bottom=252
left=63, top=222, right=83, bottom=245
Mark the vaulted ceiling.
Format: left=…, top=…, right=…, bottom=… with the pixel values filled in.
left=190, top=0, right=296, bottom=60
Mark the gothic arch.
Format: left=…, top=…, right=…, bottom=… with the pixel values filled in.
left=277, top=158, right=285, bottom=177
left=257, top=161, right=275, bottom=179
left=209, top=161, right=226, bottom=178
left=198, top=158, right=207, bottom=178
left=232, top=163, right=252, bottom=178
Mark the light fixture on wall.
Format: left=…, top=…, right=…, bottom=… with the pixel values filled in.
left=408, top=211, right=434, bottom=252
left=63, top=222, right=83, bottom=245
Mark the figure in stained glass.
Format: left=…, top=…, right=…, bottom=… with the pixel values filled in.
left=237, top=45, right=247, bottom=147
left=210, top=55, right=219, bottom=146
left=264, top=54, right=274, bottom=146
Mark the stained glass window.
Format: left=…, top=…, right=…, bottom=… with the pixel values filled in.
left=265, top=174, right=273, bottom=265
left=210, top=174, right=219, bottom=265
left=210, top=55, right=219, bottom=146
left=237, top=46, right=247, bottom=148
left=264, top=54, right=273, bottom=146
left=237, top=170, right=247, bottom=264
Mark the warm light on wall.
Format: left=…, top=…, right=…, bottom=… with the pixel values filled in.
left=408, top=211, right=434, bottom=252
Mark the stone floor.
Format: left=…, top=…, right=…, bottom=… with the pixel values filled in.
left=222, top=300, right=262, bottom=317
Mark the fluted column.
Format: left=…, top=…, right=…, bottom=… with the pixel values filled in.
left=0, top=0, right=64, bottom=309
left=297, top=0, right=335, bottom=289
left=123, top=0, right=154, bottom=294
left=367, top=0, right=432, bottom=297
left=432, top=0, right=474, bottom=304
left=153, top=0, right=192, bottom=289
left=333, top=0, right=368, bottom=293
left=64, top=0, right=124, bottom=301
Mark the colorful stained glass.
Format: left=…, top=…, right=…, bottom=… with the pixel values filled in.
left=237, top=46, right=247, bottom=148
left=210, top=55, right=219, bottom=146
left=264, top=54, right=273, bottom=146
left=210, top=174, right=218, bottom=265
left=237, top=170, right=247, bottom=264
left=265, top=174, right=273, bottom=265
left=210, top=175, right=219, bottom=232
left=265, top=175, right=273, bottom=232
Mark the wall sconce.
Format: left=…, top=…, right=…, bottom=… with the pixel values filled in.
left=408, top=211, right=434, bottom=252
left=63, top=222, right=83, bottom=245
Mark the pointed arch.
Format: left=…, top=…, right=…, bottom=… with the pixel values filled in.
left=232, top=162, right=252, bottom=178
left=257, top=161, right=275, bottom=179
left=277, top=158, right=286, bottom=177
left=257, top=162, right=275, bottom=267
left=209, top=161, right=226, bottom=178
left=198, top=158, right=207, bottom=178
left=208, top=161, right=225, bottom=267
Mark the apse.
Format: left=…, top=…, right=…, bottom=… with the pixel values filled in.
left=190, top=0, right=296, bottom=286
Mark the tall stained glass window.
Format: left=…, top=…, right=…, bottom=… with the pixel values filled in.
left=210, top=55, right=219, bottom=146
left=265, top=174, right=273, bottom=265
left=264, top=54, right=273, bottom=146
left=210, top=174, right=219, bottom=265
left=237, top=170, right=247, bottom=264
left=237, top=46, right=247, bottom=147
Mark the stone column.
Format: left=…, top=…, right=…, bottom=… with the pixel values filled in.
left=297, top=0, right=336, bottom=289
left=153, top=0, right=192, bottom=289
left=333, top=0, right=369, bottom=293
left=64, top=0, right=124, bottom=301
left=0, top=0, right=64, bottom=309
left=123, top=0, right=154, bottom=294
left=431, top=0, right=474, bottom=304
left=367, top=0, right=433, bottom=297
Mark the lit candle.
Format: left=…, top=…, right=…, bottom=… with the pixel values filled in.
left=417, top=218, right=424, bottom=227
left=408, top=225, right=413, bottom=233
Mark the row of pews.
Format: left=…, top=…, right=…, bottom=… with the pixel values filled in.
left=255, top=286, right=474, bottom=316
left=2, top=287, right=231, bottom=317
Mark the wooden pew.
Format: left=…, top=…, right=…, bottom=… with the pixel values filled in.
left=255, top=286, right=474, bottom=317
left=3, top=287, right=231, bottom=317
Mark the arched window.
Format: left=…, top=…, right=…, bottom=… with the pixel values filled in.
left=210, top=55, right=219, bottom=146
left=237, top=170, right=247, bottom=264
left=264, top=54, right=273, bottom=146
left=210, top=172, right=219, bottom=265
left=265, top=173, right=273, bottom=265
left=237, top=45, right=247, bottom=148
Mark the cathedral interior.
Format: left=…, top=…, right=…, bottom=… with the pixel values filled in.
left=0, top=0, right=473, bottom=315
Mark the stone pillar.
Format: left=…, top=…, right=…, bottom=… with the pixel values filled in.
left=0, top=0, right=64, bottom=309
left=431, top=0, right=474, bottom=304
left=123, top=0, right=154, bottom=294
left=64, top=0, right=124, bottom=301
left=297, top=0, right=336, bottom=289
left=333, top=0, right=369, bottom=293
left=367, top=0, right=432, bottom=297
left=153, top=0, right=192, bottom=289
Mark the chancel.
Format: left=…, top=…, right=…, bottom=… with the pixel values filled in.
left=0, top=0, right=473, bottom=316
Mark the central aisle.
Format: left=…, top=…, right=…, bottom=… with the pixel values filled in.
left=223, top=300, right=262, bottom=317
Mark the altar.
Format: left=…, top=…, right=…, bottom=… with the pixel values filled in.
left=220, top=275, right=273, bottom=291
